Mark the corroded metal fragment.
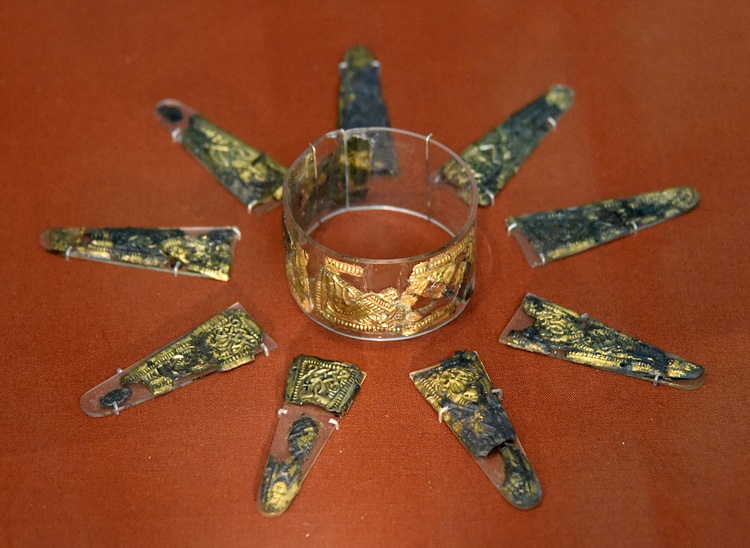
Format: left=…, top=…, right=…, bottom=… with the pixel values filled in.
left=259, top=416, right=320, bottom=516
left=337, top=46, right=396, bottom=175
left=442, top=85, right=574, bottom=206
left=99, top=387, right=132, bottom=409
left=498, top=444, right=540, bottom=509
left=259, top=355, right=364, bottom=516
left=499, top=294, right=705, bottom=389
left=411, top=351, right=515, bottom=456
left=285, top=355, right=365, bottom=415
left=410, top=351, right=542, bottom=509
left=338, top=45, right=391, bottom=129
left=80, top=304, right=275, bottom=417
left=121, top=306, right=264, bottom=395
left=155, top=99, right=286, bottom=211
left=41, top=227, right=239, bottom=281
left=506, top=187, right=700, bottom=266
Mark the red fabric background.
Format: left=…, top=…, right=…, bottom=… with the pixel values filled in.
left=1, top=1, right=748, bottom=546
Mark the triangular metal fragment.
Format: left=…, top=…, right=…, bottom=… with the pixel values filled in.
left=499, top=294, right=705, bottom=389
left=506, top=187, right=700, bottom=266
left=410, top=351, right=542, bottom=509
left=337, top=45, right=397, bottom=176
left=40, top=226, right=240, bottom=281
left=80, top=304, right=277, bottom=417
left=259, top=355, right=365, bottom=517
left=442, top=85, right=574, bottom=206
left=155, top=99, right=286, bottom=214
left=338, top=45, right=391, bottom=129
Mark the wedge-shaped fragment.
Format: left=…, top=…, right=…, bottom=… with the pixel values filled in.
left=442, top=85, right=574, bottom=206
left=499, top=294, right=705, bottom=389
left=155, top=99, right=286, bottom=213
left=411, top=351, right=541, bottom=509
left=338, top=45, right=397, bottom=179
left=80, top=304, right=276, bottom=417
left=506, top=187, right=700, bottom=266
left=259, top=355, right=365, bottom=517
left=338, top=44, right=391, bottom=130
left=41, top=226, right=240, bottom=281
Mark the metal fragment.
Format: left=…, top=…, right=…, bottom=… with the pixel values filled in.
left=284, top=355, right=366, bottom=415
left=410, top=351, right=542, bottom=509
left=80, top=304, right=276, bottom=417
left=338, top=46, right=397, bottom=175
left=41, top=226, right=239, bottom=281
left=338, top=45, right=391, bottom=129
left=121, top=307, right=264, bottom=395
left=506, top=187, right=700, bottom=266
left=259, top=415, right=320, bottom=516
left=499, top=294, right=705, bottom=389
left=259, top=356, right=364, bottom=516
left=155, top=99, right=286, bottom=212
left=99, top=387, right=132, bottom=409
left=442, top=85, right=574, bottom=206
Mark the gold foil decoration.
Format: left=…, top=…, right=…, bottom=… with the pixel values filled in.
left=155, top=99, right=286, bottom=213
left=284, top=355, right=365, bottom=415
left=259, top=355, right=365, bottom=516
left=337, top=45, right=397, bottom=175
left=499, top=294, right=705, bottom=389
left=442, top=85, right=574, bottom=206
left=259, top=414, right=322, bottom=517
left=285, top=227, right=475, bottom=338
left=80, top=304, right=276, bottom=417
left=40, top=227, right=239, bottom=281
left=506, top=187, right=700, bottom=266
left=338, top=45, right=391, bottom=130
left=411, top=351, right=542, bottom=509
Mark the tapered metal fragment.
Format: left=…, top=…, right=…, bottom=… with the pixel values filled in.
left=80, top=304, right=276, bottom=417
left=337, top=45, right=397, bottom=176
left=410, top=351, right=542, bottom=509
left=499, top=294, right=705, bottom=389
left=40, top=226, right=240, bottom=281
left=155, top=99, right=286, bottom=213
left=338, top=45, right=391, bottom=129
left=259, top=355, right=365, bottom=516
left=442, top=85, right=574, bottom=206
left=506, top=187, right=700, bottom=266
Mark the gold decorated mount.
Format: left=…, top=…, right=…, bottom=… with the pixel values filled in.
left=41, top=227, right=239, bottom=281
left=410, top=351, right=542, bottom=509
left=500, top=294, right=705, bottom=389
left=338, top=45, right=391, bottom=130
left=506, top=187, right=701, bottom=266
left=259, top=355, right=364, bottom=516
left=285, top=354, right=365, bottom=415
left=155, top=99, right=286, bottom=211
left=80, top=304, right=272, bottom=417
left=442, top=85, right=574, bottom=206
left=259, top=414, right=321, bottom=517
left=121, top=306, right=265, bottom=396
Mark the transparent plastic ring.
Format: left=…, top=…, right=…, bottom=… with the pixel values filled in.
left=283, top=128, right=478, bottom=340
